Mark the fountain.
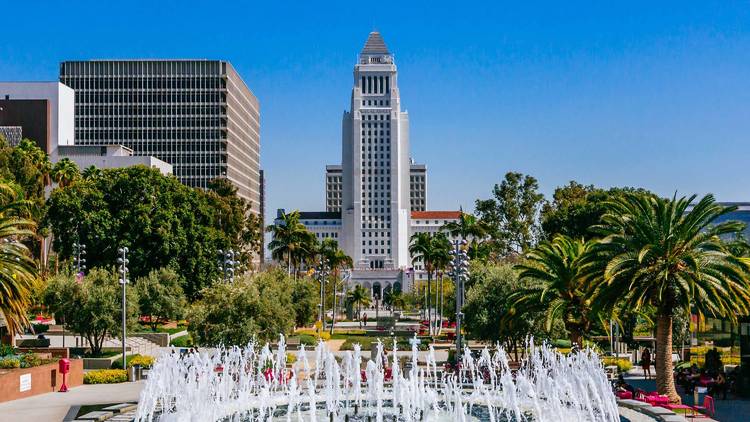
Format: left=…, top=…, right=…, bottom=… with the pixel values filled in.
left=135, top=336, right=620, bottom=421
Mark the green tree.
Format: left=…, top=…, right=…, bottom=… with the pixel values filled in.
left=188, top=269, right=301, bottom=346
left=135, top=268, right=187, bottom=331
left=44, top=165, right=240, bottom=299
left=585, top=193, right=750, bottom=403
left=463, top=263, right=553, bottom=361
left=475, top=171, right=544, bottom=256
left=442, top=211, right=489, bottom=260
left=540, top=181, right=651, bottom=240
left=51, top=158, right=80, bottom=188
left=0, top=181, right=38, bottom=335
left=208, top=178, right=263, bottom=271
left=43, top=268, right=139, bottom=355
left=510, top=235, right=596, bottom=347
left=267, top=210, right=317, bottom=276
left=290, top=276, right=319, bottom=328
left=347, top=285, right=371, bottom=328
left=409, top=232, right=451, bottom=334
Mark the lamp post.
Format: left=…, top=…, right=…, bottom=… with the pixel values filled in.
left=72, top=242, right=86, bottom=276
left=117, top=247, right=129, bottom=371
left=448, top=239, right=469, bottom=362
left=217, top=249, right=237, bottom=282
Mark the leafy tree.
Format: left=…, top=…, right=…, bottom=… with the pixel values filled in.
left=540, top=181, right=651, bottom=240
left=188, top=269, right=301, bottom=346
left=51, top=158, right=80, bottom=188
left=585, top=193, right=750, bottom=403
left=463, top=263, right=555, bottom=361
left=290, top=277, right=319, bottom=328
left=475, top=171, right=544, bottom=256
left=135, top=268, right=187, bottom=331
left=207, top=178, right=263, bottom=271
left=510, top=235, right=596, bottom=347
left=442, top=211, right=489, bottom=261
left=43, top=268, right=139, bottom=356
left=0, top=180, right=39, bottom=335
left=44, top=165, right=249, bottom=299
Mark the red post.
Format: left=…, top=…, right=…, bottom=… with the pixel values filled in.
left=58, top=358, right=71, bottom=392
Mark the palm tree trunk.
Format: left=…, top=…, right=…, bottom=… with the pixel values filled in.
left=427, top=271, right=432, bottom=335
left=569, top=328, right=583, bottom=350
left=438, top=274, right=444, bottom=335
left=656, top=315, right=681, bottom=403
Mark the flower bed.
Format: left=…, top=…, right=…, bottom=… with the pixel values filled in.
left=84, top=369, right=128, bottom=384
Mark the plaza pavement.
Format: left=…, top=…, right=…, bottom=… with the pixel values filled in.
left=0, top=381, right=145, bottom=422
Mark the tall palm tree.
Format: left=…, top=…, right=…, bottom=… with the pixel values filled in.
left=267, top=210, right=316, bottom=276
left=410, top=232, right=451, bottom=334
left=510, top=235, right=595, bottom=347
left=443, top=211, right=489, bottom=261
left=0, top=181, right=38, bottom=335
left=431, top=234, right=452, bottom=334
left=82, top=165, right=104, bottom=181
left=585, top=193, right=750, bottom=403
left=51, top=158, right=80, bottom=187
left=348, top=285, right=371, bottom=328
left=318, top=238, right=353, bottom=332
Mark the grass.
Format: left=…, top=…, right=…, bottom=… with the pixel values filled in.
left=170, top=334, right=193, bottom=348
left=135, top=324, right=188, bottom=335
left=83, top=350, right=121, bottom=359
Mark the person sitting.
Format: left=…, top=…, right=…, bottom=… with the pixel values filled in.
left=710, top=370, right=728, bottom=400
left=615, top=374, right=635, bottom=395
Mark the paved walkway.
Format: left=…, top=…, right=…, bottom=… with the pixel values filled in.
left=0, top=381, right=144, bottom=422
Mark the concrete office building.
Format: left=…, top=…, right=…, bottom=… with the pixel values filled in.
left=56, top=145, right=172, bottom=175
left=0, top=82, right=75, bottom=155
left=59, top=60, right=262, bottom=214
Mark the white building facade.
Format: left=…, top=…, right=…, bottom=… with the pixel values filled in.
left=275, top=32, right=459, bottom=297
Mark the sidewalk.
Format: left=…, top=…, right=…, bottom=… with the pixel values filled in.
left=0, top=381, right=144, bottom=422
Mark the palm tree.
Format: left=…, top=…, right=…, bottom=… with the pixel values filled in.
left=510, top=235, right=595, bottom=347
left=431, top=234, right=452, bottom=334
left=443, top=211, right=489, bottom=261
left=348, top=285, right=371, bottom=328
left=0, top=181, right=39, bottom=335
left=51, top=158, right=80, bottom=187
left=585, top=193, right=750, bottom=403
left=389, top=291, right=406, bottom=315
left=82, top=165, right=104, bottom=181
left=410, top=232, right=451, bottom=334
left=318, top=238, right=353, bottom=332
left=267, top=210, right=317, bottom=276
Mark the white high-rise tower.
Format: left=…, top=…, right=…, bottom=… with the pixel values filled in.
left=340, top=32, right=411, bottom=272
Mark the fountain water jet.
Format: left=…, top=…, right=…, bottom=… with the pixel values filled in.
left=136, top=336, right=619, bottom=422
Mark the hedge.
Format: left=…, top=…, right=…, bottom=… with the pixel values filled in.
left=84, top=369, right=128, bottom=384
left=602, top=357, right=633, bottom=373
left=0, top=357, right=20, bottom=369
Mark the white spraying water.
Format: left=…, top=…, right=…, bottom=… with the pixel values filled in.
left=135, top=336, right=619, bottom=422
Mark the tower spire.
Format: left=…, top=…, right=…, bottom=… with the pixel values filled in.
left=361, top=31, right=390, bottom=55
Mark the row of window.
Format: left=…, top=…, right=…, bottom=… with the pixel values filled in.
left=76, top=105, right=223, bottom=116
left=315, top=232, right=338, bottom=239
left=363, top=249, right=391, bottom=255
left=360, top=75, right=390, bottom=94
left=362, top=99, right=390, bottom=107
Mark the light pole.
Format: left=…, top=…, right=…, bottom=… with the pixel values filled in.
left=448, top=239, right=469, bottom=362
left=73, top=242, right=86, bottom=275
left=117, top=247, right=129, bottom=371
left=315, top=260, right=330, bottom=330
left=217, top=249, right=237, bottom=282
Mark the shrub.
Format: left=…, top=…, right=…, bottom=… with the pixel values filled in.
left=170, top=334, right=193, bottom=348
left=20, top=353, right=41, bottom=368
left=111, top=354, right=155, bottom=369
left=0, top=357, right=21, bottom=369
left=295, top=328, right=330, bottom=341
left=286, top=353, right=297, bottom=364
left=552, top=339, right=571, bottom=348
left=32, top=323, right=49, bottom=334
left=299, top=334, right=317, bottom=347
left=84, top=369, right=128, bottom=384
left=602, top=357, right=633, bottom=373
left=0, top=344, right=14, bottom=357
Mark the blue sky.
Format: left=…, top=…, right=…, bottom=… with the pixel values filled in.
left=2, top=1, right=749, bottom=224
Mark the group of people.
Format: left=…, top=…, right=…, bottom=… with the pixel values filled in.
left=675, top=363, right=733, bottom=399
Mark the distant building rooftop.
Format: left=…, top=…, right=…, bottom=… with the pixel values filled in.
left=411, top=211, right=461, bottom=220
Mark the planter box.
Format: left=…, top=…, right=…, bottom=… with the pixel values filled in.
left=132, top=332, right=170, bottom=347
left=0, top=359, right=83, bottom=403
left=83, top=351, right=135, bottom=370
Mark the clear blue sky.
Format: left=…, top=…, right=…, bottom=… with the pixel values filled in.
left=2, top=1, right=749, bottom=224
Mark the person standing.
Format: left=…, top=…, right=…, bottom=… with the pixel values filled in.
left=641, top=348, right=652, bottom=380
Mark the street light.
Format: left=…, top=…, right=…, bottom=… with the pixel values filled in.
left=217, top=249, right=237, bottom=282
left=117, top=247, right=129, bottom=371
left=448, top=239, right=470, bottom=362
left=72, top=242, right=86, bottom=275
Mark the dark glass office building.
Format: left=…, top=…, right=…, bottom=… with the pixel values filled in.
left=59, top=60, right=261, bottom=213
